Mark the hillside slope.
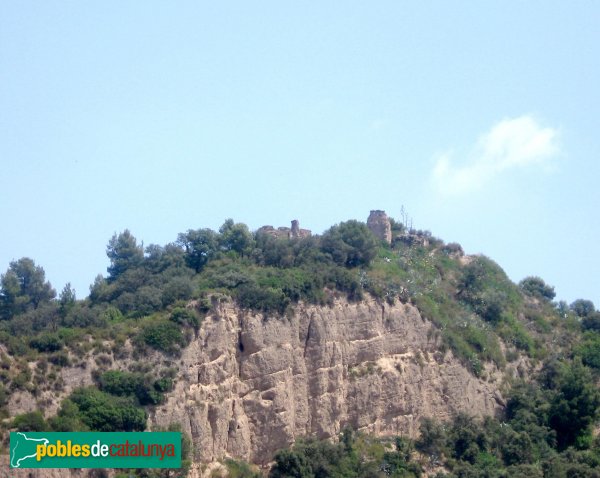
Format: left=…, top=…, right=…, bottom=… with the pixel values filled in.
left=1, top=211, right=598, bottom=477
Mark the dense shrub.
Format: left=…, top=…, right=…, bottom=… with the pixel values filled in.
left=114, top=292, right=136, bottom=314
left=321, top=220, right=379, bottom=267
left=161, top=277, right=194, bottom=305
left=61, top=303, right=107, bottom=328
left=547, top=360, right=600, bottom=450
left=519, top=276, right=556, bottom=301
left=69, top=387, right=147, bottom=432
left=225, top=459, right=261, bottom=478
left=13, top=411, right=47, bottom=431
left=96, top=370, right=170, bottom=405
left=576, top=333, right=600, bottom=369
left=29, top=332, right=63, bottom=352
left=458, top=257, right=522, bottom=313
left=101, top=305, right=123, bottom=322
left=138, top=320, right=187, bottom=355
left=48, top=351, right=70, bottom=367
left=11, top=366, right=32, bottom=391
left=442, top=242, right=464, bottom=256
left=236, top=283, right=290, bottom=316
left=48, top=399, right=87, bottom=431
left=582, top=313, right=600, bottom=332
left=571, top=299, right=596, bottom=318
left=270, top=430, right=421, bottom=478
left=169, top=307, right=200, bottom=328
left=416, top=417, right=446, bottom=461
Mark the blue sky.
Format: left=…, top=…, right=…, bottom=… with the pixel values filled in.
left=1, top=2, right=599, bottom=306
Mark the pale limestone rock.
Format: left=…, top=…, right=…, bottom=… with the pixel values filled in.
left=151, top=298, right=502, bottom=464
left=5, top=298, right=505, bottom=474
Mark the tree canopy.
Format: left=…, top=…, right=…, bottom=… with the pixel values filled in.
left=321, top=220, right=378, bottom=267
left=0, top=257, right=55, bottom=320
left=177, top=228, right=219, bottom=272
left=519, top=276, right=556, bottom=301
left=106, top=229, right=144, bottom=281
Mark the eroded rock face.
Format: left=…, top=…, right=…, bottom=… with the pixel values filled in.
left=5, top=298, right=504, bottom=476
left=151, top=299, right=502, bottom=464
left=367, top=210, right=392, bottom=244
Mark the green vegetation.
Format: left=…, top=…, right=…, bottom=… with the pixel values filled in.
left=225, top=458, right=262, bottom=478
left=410, top=357, right=600, bottom=476
left=270, top=429, right=421, bottom=478
left=321, top=220, right=379, bottom=267
left=268, top=355, right=600, bottom=477
left=0, top=257, right=56, bottom=320
left=520, top=276, right=556, bottom=302
left=137, top=318, right=189, bottom=355
left=12, top=410, right=47, bottom=432
left=64, top=387, right=147, bottom=432
left=11, top=387, right=147, bottom=433
left=95, top=369, right=174, bottom=405
left=0, top=215, right=591, bottom=379
left=1, top=212, right=599, bottom=477
left=1, top=217, right=559, bottom=371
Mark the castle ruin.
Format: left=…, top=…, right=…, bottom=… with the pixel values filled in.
left=257, top=220, right=311, bottom=240
left=367, top=210, right=392, bottom=244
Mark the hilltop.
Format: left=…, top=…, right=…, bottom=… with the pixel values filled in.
left=1, top=211, right=599, bottom=477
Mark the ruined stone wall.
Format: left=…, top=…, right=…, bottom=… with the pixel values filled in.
left=367, top=210, right=392, bottom=244
left=257, top=220, right=311, bottom=240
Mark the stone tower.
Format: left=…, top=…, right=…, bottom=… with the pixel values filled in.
left=367, top=210, right=392, bottom=244
left=290, top=220, right=311, bottom=239
left=291, top=220, right=300, bottom=238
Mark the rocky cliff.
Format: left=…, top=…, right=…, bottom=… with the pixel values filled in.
left=151, top=298, right=503, bottom=465
left=4, top=297, right=506, bottom=476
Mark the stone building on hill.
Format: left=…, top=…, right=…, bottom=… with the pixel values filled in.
left=257, top=220, right=311, bottom=240
left=367, top=210, right=392, bottom=244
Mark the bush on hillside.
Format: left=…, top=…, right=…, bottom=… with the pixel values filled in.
left=519, top=276, right=556, bottom=301
left=69, top=387, right=146, bottom=432
left=138, top=320, right=187, bottom=355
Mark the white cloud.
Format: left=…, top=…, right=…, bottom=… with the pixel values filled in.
left=431, top=115, right=559, bottom=195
